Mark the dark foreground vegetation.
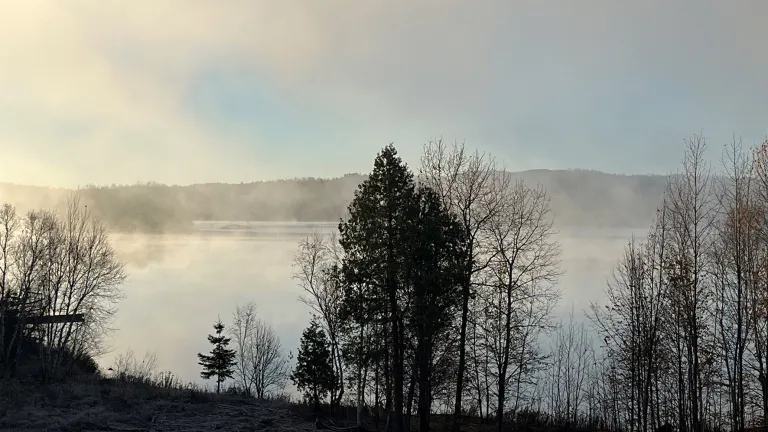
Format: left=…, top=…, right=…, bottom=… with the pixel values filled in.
left=287, top=137, right=768, bottom=432
left=0, top=374, right=314, bottom=431
left=0, top=374, right=603, bottom=432
left=4, top=135, right=768, bottom=432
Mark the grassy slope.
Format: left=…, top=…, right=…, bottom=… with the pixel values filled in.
left=0, top=376, right=607, bottom=432
left=0, top=377, right=315, bottom=432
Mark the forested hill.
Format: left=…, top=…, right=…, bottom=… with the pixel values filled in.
left=0, top=170, right=668, bottom=233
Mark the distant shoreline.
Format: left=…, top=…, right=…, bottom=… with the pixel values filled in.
left=107, top=220, right=649, bottom=240
left=2, top=170, right=668, bottom=235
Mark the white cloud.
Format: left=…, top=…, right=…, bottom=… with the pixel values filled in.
left=0, top=1, right=765, bottom=186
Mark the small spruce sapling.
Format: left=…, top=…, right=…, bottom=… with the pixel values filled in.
left=197, top=318, right=237, bottom=394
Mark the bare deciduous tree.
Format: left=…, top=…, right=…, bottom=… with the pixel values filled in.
left=590, top=229, right=670, bottom=432
left=420, top=138, right=509, bottom=432
left=230, top=301, right=259, bottom=396
left=0, top=203, right=21, bottom=375
left=484, top=179, right=562, bottom=432
left=0, top=194, right=126, bottom=380
left=293, top=231, right=345, bottom=410
left=230, top=302, right=289, bottom=399
left=710, top=138, right=757, bottom=432
left=664, top=135, right=716, bottom=432
left=37, top=196, right=127, bottom=379
left=750, top=139, right=768, bottom=427
left=548, top=307, right=593, bottom=424
left=249, top=319, right=289, bottom=399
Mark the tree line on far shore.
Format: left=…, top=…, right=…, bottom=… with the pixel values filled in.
left=0, top=165, right=669, bottom=235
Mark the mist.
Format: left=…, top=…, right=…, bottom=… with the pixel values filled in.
left=3, top=2, right=767, bottom=430
left=0, top=170, right=662, bottom=395
left=81, top=212, right=644, bottom=396
left=0, top=169, right=667, bottom=232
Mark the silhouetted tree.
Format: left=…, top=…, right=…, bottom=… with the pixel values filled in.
left=293, top=232, right=345, bottom=412
left=710, top=138, right=756, bottom=432
left=484, top=179, right=562, bottom=432
left=339, top=143, right=416, bottom=432
left=0, top=194, right=127, bottom=381
left=405, top=185, right=467, bottom=432
left=547, top=308, right=594, bottom=425
left=420, top=139, right=508, bottom=432
left=664, top=135, right=716, bottom=432
left=230, top=301, right=259, bottom=396
left=750, top=138, right=768, bottom=429
left=292, top=317, right=334, bottom=411
left=248, top=318, right=290, bottom=399
left=228, top=302, right=289, bottom=399
left=198, top=318, right=236, bottom=394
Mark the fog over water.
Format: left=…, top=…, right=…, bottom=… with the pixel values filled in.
left=103, top=221, right=648, bottom=395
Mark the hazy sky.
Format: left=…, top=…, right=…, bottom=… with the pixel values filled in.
left=1, top=1, right=766, bottom=187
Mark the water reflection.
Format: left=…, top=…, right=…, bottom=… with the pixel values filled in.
left=102, top=222, right=646, bottom=394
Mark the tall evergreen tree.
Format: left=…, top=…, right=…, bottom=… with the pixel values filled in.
left=291, top=317, right=334, bottom=411
left=197, top=318, right=237, bottom=394
left=406, top=185, right=467, bottom=432
left=339, top=143, right=415, bottom=432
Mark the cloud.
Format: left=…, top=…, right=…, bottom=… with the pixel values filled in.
left=1, top=1, right=766, bottom=186
left=0, top=1, right=274, bottom=186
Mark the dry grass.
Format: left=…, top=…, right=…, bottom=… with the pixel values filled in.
left=0, top=376, right=316, bottom=432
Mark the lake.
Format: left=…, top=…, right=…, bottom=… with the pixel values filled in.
left=102, top=221, right=648, bottom=394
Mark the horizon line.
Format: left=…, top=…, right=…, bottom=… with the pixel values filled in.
left=0, top=167, right=673, bottom=190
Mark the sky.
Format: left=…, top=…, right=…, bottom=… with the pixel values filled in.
left=1, top=0, right=767, bottom=188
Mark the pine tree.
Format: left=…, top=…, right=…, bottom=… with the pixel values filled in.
left=339, top=143, right=415, bottom=432
left=406, top=185, right=466, bottom=432
left=291, top=317, right=334, bottom=411
left=197, top=318, right=237, bottom=394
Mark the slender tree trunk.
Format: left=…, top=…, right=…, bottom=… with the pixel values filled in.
left=358, top=321, right=365, bottom=427
left=691, top=326, right=700, bottom=432
left=406, top=365, right=417, bottom=419
left=333, top=334, right=345, bottom=415
left=390, top=290, right=404, bottom=432
left=485, top=349, right=491, bottom=423
left=375, top=359, right=381, bottom=430
left=452, top=277, right=471, bottom=432
left=385, top=332, right=392, bottom=412
left=677, top=312, right=687, bottom=432
left=417, top=340, right=432, bottom=432
left=497, top=382, right=506, bottom=432
left=762, top=371, right=768, bottom=430
left=496, top=279, right=513, bottom=432
left=418, top=369, right=432, bottom=432
left=473, top=329, right=484, bottom=420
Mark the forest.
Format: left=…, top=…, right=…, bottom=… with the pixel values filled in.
left=0, top=168, right=667, bottom=234
left=285, top=136, right=768, bottom=432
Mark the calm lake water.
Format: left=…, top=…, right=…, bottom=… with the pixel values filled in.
left=102, top=221, right=647, bottom=394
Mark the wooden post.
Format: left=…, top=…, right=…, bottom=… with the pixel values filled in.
left=28, top=314, right=85, bottom=325
left=1, top=310, right=85, bottom=372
